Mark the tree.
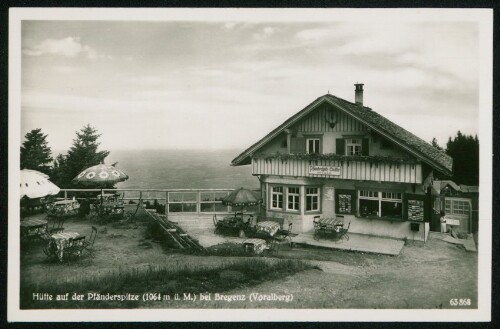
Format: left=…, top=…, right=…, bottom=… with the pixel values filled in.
left=20, top=128, right=53, bottom=175
left=51, top=124, right=110, bottom=188
left=445, top=131, right=479, bottom=186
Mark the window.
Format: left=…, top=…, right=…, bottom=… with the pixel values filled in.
left=306, top=138, right=320, bottom=154
left=359, top=190, right=402, bottom=219
left=306, top=187, right=320, bottom=211
left=445, top=199, right=470, bottom=215
left=287, top=187, right=300, bottom=211
left=271, top=186, right=283, bottom=210
left=346, top=138, right=362, bottom=155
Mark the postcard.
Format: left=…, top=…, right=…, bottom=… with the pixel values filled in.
left=8, top=7, right=492, bottom=322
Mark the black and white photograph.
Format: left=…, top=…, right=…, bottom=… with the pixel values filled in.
left=8, top=8, right=492, bottom=322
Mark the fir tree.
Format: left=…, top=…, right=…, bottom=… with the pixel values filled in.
left=445, top=131, right=479, bottom=186
left=51, top=124, right=110, bottom=187
left=20, top=128, right=53, bottom=175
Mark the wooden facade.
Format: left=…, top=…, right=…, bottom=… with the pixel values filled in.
left=232, top=88, right=453, bottom=241
left=296, top=102, right=369, bottom=133
left=252, top=158, right=422, bottom=184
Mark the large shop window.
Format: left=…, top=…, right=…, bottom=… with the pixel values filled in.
left=271, top=186, right=283, bottom=210
left=358, top=190, right=403, bottom=219
left=306, top=187, right=320, bottom=212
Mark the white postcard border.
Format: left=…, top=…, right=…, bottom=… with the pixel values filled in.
left=8, top=7, right=493, bottom=322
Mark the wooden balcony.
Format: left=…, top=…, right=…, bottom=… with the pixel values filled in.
left=252, top=155, right=422, bottom=184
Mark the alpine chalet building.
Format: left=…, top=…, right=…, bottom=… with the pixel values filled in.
left=231, top=84, right=453, bottom=242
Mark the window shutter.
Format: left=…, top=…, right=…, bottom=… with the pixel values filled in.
left=336, top=138, right=345, bottom=155
left=362, top=138, right=369, bottom=156
left=296, top=137, right=306, bottom=154
left=402, top=193, right=408, bottom=221
left=290, top=136, right=297, bottom=154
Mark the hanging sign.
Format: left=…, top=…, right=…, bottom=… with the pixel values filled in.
left=309, top=165, right=341, bottom=176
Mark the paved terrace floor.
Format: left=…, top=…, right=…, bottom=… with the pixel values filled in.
left=292, top=232, right=405, bottom=256
left=183, top=226, right=405, bottom=256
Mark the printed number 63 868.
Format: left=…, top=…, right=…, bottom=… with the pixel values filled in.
left=450, top=298, right=471, bottom=306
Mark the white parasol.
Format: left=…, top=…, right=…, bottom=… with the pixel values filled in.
left=20, top=169, right=60, bottom=199
left=72, top=164, right=128, bottom=186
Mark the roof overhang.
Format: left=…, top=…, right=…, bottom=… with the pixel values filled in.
left=232, top=96, right=452, bottom=177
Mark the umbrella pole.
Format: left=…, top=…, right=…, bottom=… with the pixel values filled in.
left=100, top=188, right=104, bottom=216
left=132, top=191, right=143, bottom=218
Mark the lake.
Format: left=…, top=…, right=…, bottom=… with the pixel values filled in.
left=105, top=149, right=259, bottom=190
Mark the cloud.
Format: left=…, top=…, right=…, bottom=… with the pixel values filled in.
left=253, top=27, right=276, bottom=40
left=23, top=37, right=107, bottom=60
left=52, top=65, right=82, bottom=74
left=223, top=22, right=237, bottom=30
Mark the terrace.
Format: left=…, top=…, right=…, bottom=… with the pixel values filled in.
left=19, top=201, right=478, bottom=309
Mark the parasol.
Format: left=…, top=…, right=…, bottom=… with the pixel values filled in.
left=72, top=164, right=128, bottom=186
left=222, top=187, right=262, bottom=207
left=20, top=169, right=60, bottom=199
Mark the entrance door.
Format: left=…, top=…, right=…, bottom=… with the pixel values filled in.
left=444, top=197, right=471, bottom=233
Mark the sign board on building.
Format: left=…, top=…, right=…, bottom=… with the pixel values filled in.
left=325, top=187, right=334, bottom=201
left=444, top=217, right=460, bottom=226
left=309, top=165, right=341, bottom=176
left=407, top=199, right=424, bottom=222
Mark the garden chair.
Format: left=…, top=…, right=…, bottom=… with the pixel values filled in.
left=64, top=236, right=86, bottom=260
left=338, top=221, right=351, bottom=241
left=83, top=226, right=98, bottom=257
left=213, top=214, right=220, bottom=233
left=49, top=217, right=65, bottom=235
left=42, top=244, right=57, bottom=260
left=313, top=216, right=321, bottom=240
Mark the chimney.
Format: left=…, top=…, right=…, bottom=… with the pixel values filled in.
left=354, top=83, right=364, bottom=106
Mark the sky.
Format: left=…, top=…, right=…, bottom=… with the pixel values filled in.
left=20, top=17, right=480, bottom=154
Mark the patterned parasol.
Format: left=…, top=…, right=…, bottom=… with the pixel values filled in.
left=72, top=164, right=128, bottom=186
left=20, top=169, right=60, bottom=199
left=222, top=187, right=262, bottom=207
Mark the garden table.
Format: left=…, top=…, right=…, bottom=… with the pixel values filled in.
left=215, top=214, right=254, bottom=237
left=318, top=218, right=343, bottom=231
left=97, top=193, right=120, bottom=202
left=20, top=218, right=48, bottom=240
left=46, top=199, right=80, bottom=218
left=255, top=221, right=281, bottom=237
left=242, top=238, right=268, bottom=254
left=314, top=217, right=348, bottom=241
left=47, top=231, right=85, bottom=262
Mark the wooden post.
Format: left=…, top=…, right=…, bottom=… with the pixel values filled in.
left=64, top=190, right=67, bottom=200
left=166, top=191, right=169, bottom=215
left=197, top=191, right=201, bottom=214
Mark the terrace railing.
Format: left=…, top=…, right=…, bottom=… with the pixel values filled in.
left=57, top=188, right=261, bottom=215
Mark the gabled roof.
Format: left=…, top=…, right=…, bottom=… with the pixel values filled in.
left=231, top=93, right=453, bottom=176
left=432, top=180, right=461, bottom=195
left=459, top=185, right=479, bottom=193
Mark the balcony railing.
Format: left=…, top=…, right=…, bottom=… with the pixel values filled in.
left=57, top=188, right=261, bottom=215
left=252, top=155, right=422, bottom=184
